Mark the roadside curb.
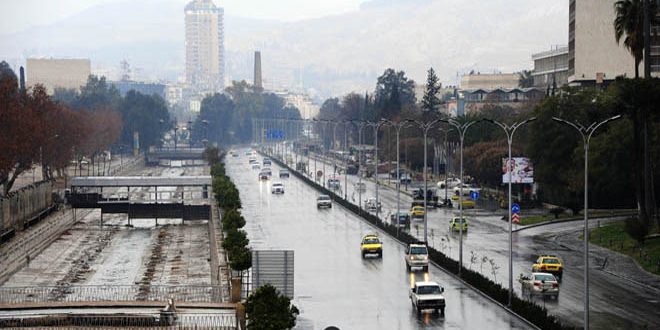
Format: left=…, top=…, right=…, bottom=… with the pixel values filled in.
left=513, top=213, right=633, bottom=232
left=263, top=151, right=542, bottom=330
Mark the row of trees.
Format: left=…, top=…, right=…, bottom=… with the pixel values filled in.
left=0, top=62, right=122, bottom=195
left=192, top=81, right=301, bottom=146
left=54, top=75, right=171, bottom=151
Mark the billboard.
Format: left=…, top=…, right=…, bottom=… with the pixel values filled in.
left=502, top=157, right=534, bottom=183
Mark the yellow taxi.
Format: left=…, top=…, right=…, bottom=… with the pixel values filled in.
left=449, top=217, right=468, bottom=232
left=532, top=255, right=564, bottom=279
left=451, top=195, right=476, bottom=209
left=410, top=206, right=426, bottom=219
left=361, top=234, right=383, bottom=258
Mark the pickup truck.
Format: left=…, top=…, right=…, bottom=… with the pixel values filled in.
left=410, top=281, right=445, bottom=316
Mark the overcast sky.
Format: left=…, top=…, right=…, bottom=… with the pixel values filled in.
left=2, top=0, right=369, bottom=34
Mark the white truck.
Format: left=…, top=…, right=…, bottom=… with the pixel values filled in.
left=410, top=281, right=446, bottom=316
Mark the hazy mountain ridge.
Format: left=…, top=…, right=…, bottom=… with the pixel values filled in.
left=0, top=0, right=568, bottom=97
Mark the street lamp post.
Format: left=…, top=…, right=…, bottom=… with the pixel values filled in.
left=350, top=120, right=369, bottom=212
left=485, top=117, right=537, bottom=305
left=552, top=114, right=621, bottom=330
left=343, top=120, right=349, bottom=200
left=440, top=119, right=480, bottom=277
left=368, top=120, right=388, bottom=219
left=411, top=119, right=442, bottom=243
left=383, top=119, right=411, bottom=236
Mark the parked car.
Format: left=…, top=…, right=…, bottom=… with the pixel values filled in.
left=520, top=272, right=560, bottom=299
left=410, top=281, right=446, bottom=315
left=317, top=195, right=332, bottom=209
left=449, top=217, right=468, bottom=232
left=405, top=244, right=429, bottom=272
left=271, top=182, right=284, bottom=194
left=360, top=234, right=383, bottom=258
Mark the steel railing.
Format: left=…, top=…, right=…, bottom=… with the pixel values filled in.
left=0, top=285, right=224, bottom=304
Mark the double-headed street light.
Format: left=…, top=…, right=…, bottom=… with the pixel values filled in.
left=440, top=118, right=481, bottom=278
left=349, top=120, right=370, bottom=213
left=382, top=119, right=412, bottom=236
left=552, top=114, right=621, bottom=330
left=367, top=120, right=389, bottom=219
left=409, top=118, right=443, bottom=243
left=484, top=117, right=537, bottom=306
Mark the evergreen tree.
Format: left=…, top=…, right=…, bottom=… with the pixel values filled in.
left=421, top=67, right=440, bottom=113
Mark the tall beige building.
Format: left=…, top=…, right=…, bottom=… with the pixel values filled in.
left=26, top=58, right=91, bottom=94
left=568, top=0, right=660, bottom=84
left=185, top=0, right=224, bottom=94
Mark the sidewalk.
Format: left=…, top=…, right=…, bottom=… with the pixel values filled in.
left=555, top=228, right=660, bottom=292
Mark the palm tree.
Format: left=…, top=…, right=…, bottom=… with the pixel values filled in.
left=613, top=0, right=658, bottom=78
left=518, top=70, right=534, bottom=88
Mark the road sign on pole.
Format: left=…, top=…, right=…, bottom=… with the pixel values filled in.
left=512, top=213, right=520, bottom=224
left=470, top=191, right=479, bottom=200
left=511, top=203, right=521, bottom=214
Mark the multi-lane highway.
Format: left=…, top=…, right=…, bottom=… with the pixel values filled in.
left=254, top=148, right=660, bottom=329
left=226, top=152, right=532, bottom=330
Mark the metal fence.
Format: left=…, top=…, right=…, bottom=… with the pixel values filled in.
left=0, top=285, right=224, bottom=304
left=0, top=312, right=237, bottom=329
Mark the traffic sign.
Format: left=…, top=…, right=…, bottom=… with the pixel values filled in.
left=511, top=203, right=521, bottom=214
left=512, top=213, right=520, bottom=224
left=470, top=191, right=479, bottom=200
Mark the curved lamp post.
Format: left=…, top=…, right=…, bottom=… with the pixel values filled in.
left=484, top=117, right=537, bottom=306
left=382, top=119, right=413, bottom=236
left=552, top=114, right=620, bottom=330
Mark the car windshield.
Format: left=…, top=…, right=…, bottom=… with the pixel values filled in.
left=534, top=274, right=556, bottom=282
left=417, top=285, right=442, bottom=294
left=454, top=218, right=466, bottom=223
left=544, top=258, right=560, bottom=264
left=410, top=246, right=427, bottom=255
left=363, top=238, right=379, bottom=244
left=273, top=184, right=282, bottom=187
left=318, top=196, right=330, bottom=201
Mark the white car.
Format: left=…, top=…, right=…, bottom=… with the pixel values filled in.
left=410, top=281, right=446, bottom=316
left=520, top=272, right=560, bottom=299
left=271, top=182, right=284, bottom=194
left=365, top=198, right=381, bottom=212
left=317, top=195, right=332, bottom=209
left=405, top=244, right=429, bottom=272
left=453, top=184, right=480, bottom=196
left=437, top=178, right=462, bottom=189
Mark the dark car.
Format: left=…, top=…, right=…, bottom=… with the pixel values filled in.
left=390, top=211, right=411, bottom=228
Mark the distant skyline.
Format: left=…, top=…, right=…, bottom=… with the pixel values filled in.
left=2, top=0, right=369, bottom=35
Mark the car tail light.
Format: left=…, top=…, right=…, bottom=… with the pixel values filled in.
left=533, top=281, right=541, bottom=287
left=552, top=283, right=558, bottom=288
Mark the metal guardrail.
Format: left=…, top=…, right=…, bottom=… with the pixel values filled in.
left=0, top=285, right=224, bottom=304
left=0, top=313, right=237, bottom=329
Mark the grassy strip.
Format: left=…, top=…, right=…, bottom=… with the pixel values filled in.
left=521, top=210, right=636, bottom=226
left=268, top=152, right=574, bottom=330
left=590, top=222, right=660, bottom=276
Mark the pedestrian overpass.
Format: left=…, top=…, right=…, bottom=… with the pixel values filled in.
left=145, top=147, right=207, bottom=166
left=67, top=176, right=212, bottom=223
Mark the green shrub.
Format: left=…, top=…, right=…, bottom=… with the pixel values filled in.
left=229, top=245, right=253, bottom=272
left=245, top=284, right=298, bottom=330
left=223, top=228, right=249, bottom=254
left=222, top=208, right=246, bottom=230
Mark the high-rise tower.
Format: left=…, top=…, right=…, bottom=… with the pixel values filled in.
left=185, top=0, right=224, bottom=93
left=254, top=51, right=263, bottom=90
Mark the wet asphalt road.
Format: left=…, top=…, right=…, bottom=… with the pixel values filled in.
left=283, top=150, right=660, bottom=329
left=226, top=153, right=531, bottom=330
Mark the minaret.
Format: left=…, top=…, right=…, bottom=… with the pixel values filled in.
left=254, top=51, right=263, bottom=91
